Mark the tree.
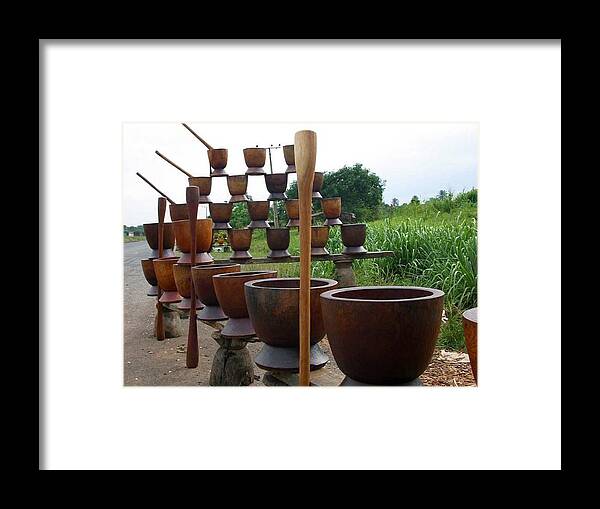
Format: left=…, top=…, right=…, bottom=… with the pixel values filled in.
left=391, top=198, right=400, bottom=207
left=229, top=202, right=250, bottom=229
left=410, top=195, right=420, bottom=205
left=287, top=163, right=385, bottom=222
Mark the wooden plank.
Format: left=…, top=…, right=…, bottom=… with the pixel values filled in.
left=233, top=251, right=394, bottom=265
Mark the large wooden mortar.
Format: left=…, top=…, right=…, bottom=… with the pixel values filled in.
left=245, top=278, right=338, bottom=371
left=191, top=263, right=241, bottom=320
left=153, top=257, right=182, bottom=304
left=173, top=219, right=214, bottom=264
left=320, top=286, right=445, bottom=385
left=141, top=258, right=159, bottom=296
left=173, top=263, right=205, bottom=311
left=143, top=222, right=175, bottom=258
left=213, top=270, right=277, bottom=337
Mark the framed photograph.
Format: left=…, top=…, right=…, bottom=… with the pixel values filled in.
left=40, top=40, right=561, bottom=470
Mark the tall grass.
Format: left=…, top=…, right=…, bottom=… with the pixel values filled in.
left=359, top=218, right=477, bottom=311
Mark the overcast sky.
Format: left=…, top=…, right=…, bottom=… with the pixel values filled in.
left=123, top=122, right=478, bottom=226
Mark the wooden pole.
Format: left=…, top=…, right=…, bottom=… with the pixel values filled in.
left=266, top=146, right=279, bottom=228
left=155, top=150, right=193, bottom=178
left=186, top=186, right=200, bottom=368
left=136, top=172, right=176, bottom=204
left=181, top=123, right=214, bottom=150
left=294, top=130, right=317, bottom=386
left=156, top=197, right=167, bottom=341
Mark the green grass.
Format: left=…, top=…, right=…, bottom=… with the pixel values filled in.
left=356, top=217, right=477, bottom=310
left=438, top=311, right=467, bottom=351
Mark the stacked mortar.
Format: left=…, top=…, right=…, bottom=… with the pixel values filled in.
left=200, top=144, right=367, bottom=260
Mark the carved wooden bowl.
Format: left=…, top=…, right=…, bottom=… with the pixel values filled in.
left=141, top=258, right=158, bottom=296
left=173, top=263, right=204, bottom=310
left=152, top=257, right=182, bottom=303
left=283, top=144, right=295, bottom=173
left=247, top=200, right=270, bottom=229
left=208, top=148, right=228, bottom=176
left=213, top=270, right=278, bottom=337
left=320, top=286, right=445, bottom=385
left=266, top=227, right=291, bottom=258
left=312, top=172, right=324, bottom=199
left=228, top=228, right=253, bottom=260
left=227, top=175, right=248, bottom=203
left=246, top=277, right=337, bottom=347
left=173, top=219, right=214, bottom=264
left=244, top=148, right=267, bottom=175
left=321, top=197, right=343, bottom=226
left=143, top=222, right=175, bottom=258
left=311, top=226, right=330, bottom=256
left=191, top=262, right=241, bottom=320
left=169, top=204, right=189, bottom=221
left=209, top=202, right=233, bottom=230
left=285, top=199, right=300, bottom=228
left=341, top=223, right=367, bottom=254
left=187, top=176, right=212, bottom=203
left=265, top=173, right=288, bottom=201
left=245, top=278, right=338, bottom=372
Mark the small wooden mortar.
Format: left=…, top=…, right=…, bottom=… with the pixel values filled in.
left=209, top=202, right=234, bottom=230
left=244, top=147, right=267, bottom=175
left=285, top=199, right=300, bottom=228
